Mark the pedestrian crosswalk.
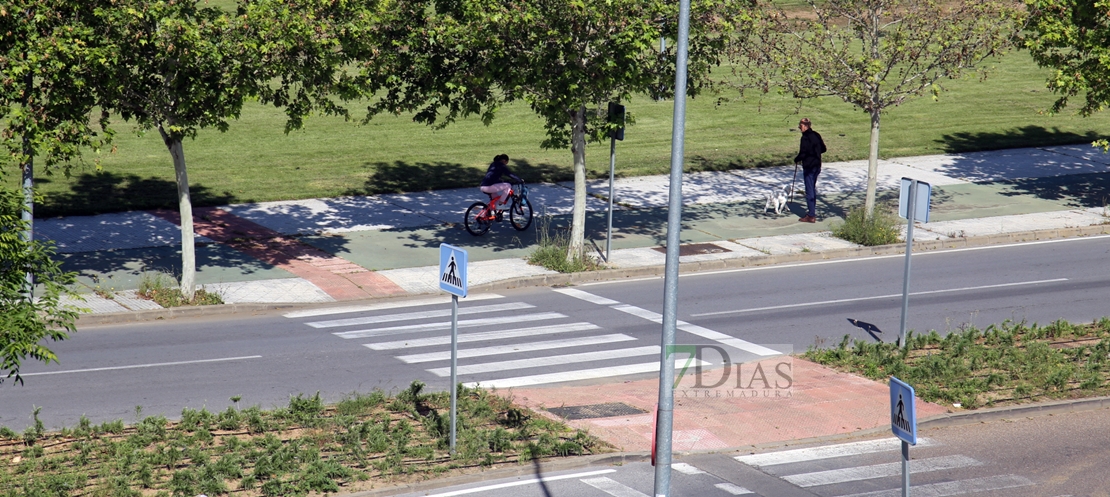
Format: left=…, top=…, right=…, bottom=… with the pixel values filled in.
left=533, top=437, right=1034, bottom=497
left=284, top=292, right=721, bottom=389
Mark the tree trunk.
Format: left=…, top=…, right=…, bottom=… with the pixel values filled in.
left=21, top=72, right=34, bottom=295
left=567, top=104, right=588, bottom=260
left=864, top=108, right=881, bottom=217
left=158, top=124, right=196, bottom=301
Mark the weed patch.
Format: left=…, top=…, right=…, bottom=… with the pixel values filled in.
left=137, top=271, right=224, bottom=307
left=831, top=206, right=902, bottom=246
left=0, top=385, right=608, bottom=496
left=528, top=214, right=605, bottom=273
left=805, top=318, right=1110, bottom=409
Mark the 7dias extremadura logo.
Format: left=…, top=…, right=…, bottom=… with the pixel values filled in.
left=668, top=344, right=793, bottom=399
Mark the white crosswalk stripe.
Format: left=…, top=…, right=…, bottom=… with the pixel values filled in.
left=425, top=346, right=659, bottom=376
left=841, top=475, right=1034, bottom=497
left=736, top=438, right=935, bottom=467
left=397, top=334, right=637, bottom=363
left=464, top=359, right=708, bottom=389
left=714, top=483, right=753, bottom=495
left=783, top=455, right=982, bottom=487
left=305, top=302, right=533, bottom=328
left=579, top=477, right=650, bottom=497
left=333, top=312, right=566, bottom=339
left=283, top=293, right=504, bottom=318
left=363, top=322, right=601, bottom=350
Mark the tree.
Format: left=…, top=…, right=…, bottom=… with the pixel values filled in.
left=0, top=184, right=80, bottom=386
left=1025, top=0, right=1110, bottom=151
left=235, top=0, right=380, bottom=132
left=734, top=0, right=1024, bottom=216
left=0, top=1, right=110, bottom=247
left=374, top=0, right=748, bottom=259
left=93, top=0, right=245, bottom=300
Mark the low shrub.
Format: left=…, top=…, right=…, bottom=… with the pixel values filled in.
left=831, top=206, right=902, bottom=246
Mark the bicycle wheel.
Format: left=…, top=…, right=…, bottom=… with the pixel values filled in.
left=510, top=197, right=533, bottom=231
left=464, top=202, right=493, bottom=235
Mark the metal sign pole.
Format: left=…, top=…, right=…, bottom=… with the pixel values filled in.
left=607, top=135, right=616, bottom=262
left=902, top=440, right=910, bottom=497
left=654, top=0, right=692, bottom=495
left=899, top=179, right=917, bottom=347
left=449, top=294, right=458, bottom=454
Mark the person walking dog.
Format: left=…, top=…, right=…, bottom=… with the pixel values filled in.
left=793, top=118, right=826, bottom=223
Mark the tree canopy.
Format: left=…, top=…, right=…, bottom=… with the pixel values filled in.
left=734, top=0, right=1024, bottom=215
left=0, top=184, right=80, bottom=386
left=1025, top=0, right=1110, bottom=151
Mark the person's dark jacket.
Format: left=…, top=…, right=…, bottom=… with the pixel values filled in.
left=480, top=161, right=520, bottom=187
left=794, top=129, right=827, bottom=171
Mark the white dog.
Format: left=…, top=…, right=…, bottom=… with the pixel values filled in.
left=764, top=185, right=791, bottom=215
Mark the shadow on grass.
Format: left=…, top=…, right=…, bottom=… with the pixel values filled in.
left=36, top=171, right=240, bottom=218
left=347, top=158, right=571, bottom=195
left=937, top=125, right=1104, bottom=154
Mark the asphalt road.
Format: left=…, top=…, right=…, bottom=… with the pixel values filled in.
left=1, top=236, right=1108, bottom=432
left=395, top=407, right=1110, bottom=497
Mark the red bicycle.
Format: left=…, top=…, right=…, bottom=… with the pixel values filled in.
left=464, top=182, right=533, bottom=235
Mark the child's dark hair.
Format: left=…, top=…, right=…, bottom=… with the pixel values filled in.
left=494, top=154, right=509, bottom=163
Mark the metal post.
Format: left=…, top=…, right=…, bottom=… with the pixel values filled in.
left=653, top=0, right=691, bottom=495
left=899, top=179, right=917, bottom=347
left=449, top=294, right=458, bottom=454
left=901, top=440, right=910, bottom=496
left=606, top=135, right=616, bottom=262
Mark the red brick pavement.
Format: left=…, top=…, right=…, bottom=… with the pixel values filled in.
left=149, top=207, right=406, bottom=300
left=502, top=357, right=948, bottom=452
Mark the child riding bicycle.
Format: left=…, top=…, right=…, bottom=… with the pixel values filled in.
left=480, top=154, right=523, bottom=216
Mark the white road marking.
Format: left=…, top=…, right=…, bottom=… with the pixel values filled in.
left=783, top=455, right=982, bottom=487
left=397, top=334, right=636, bottom=363
left=19, top=356, right=262, bottom=376
left=426, top=346, right=660, bottom=376
left=735, top=437, right=935, bottom=467
left=333, top=312, right=566, bottom=339
left=363, top=322, right=601, bottom=350
left=580, top=477, right=650, bottom=497
left=693, top=278, right=1069, bottom=317
left=464, top=359, right=708, bottom=389
left=671, top=462, right=705, bottom=475
left=283, top=293, right=503, bottom=318
left=305, top=302, right=533, bottom=328
left=610, top=304, right=781, bottom=357
left=714, top=483, right=753, bottom=495
left=554, top=287, right=622, bottom=305
left=420, top=469, right=616, bottom=497
left=555, top=289, right=781, bottom=357
left=841, top=474, right=1034, bottom=497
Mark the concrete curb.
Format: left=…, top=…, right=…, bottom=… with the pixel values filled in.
left=343, top=452, right=649, bottom=497
left=76, top=224, right=1110, bottom=326
left=918, top=395, right=1110, bottom=429
left=76, top=302, right=300, bottom=327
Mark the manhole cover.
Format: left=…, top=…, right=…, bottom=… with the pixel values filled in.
left=652, top=242, right=731, bottom=257
left=546, top=402, right=648, bottom=420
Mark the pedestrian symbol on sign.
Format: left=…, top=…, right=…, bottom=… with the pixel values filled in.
left=442, top=254, right=461, bottom=288
left=438, top=244, right=467, bottom=297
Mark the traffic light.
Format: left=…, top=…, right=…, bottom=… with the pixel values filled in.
left=608, top=102, right=625, bottom=141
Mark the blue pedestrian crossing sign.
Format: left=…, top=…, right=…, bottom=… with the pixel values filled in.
left=890, top=376, right=917, bottom=445
left=439, top=244, right=467, bottom=297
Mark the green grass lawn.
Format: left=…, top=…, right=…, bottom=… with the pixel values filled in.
left=17, top=49, right=1110, bottom=218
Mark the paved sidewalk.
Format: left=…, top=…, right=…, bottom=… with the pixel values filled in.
left=42, top=145, right=1110, bottom=312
